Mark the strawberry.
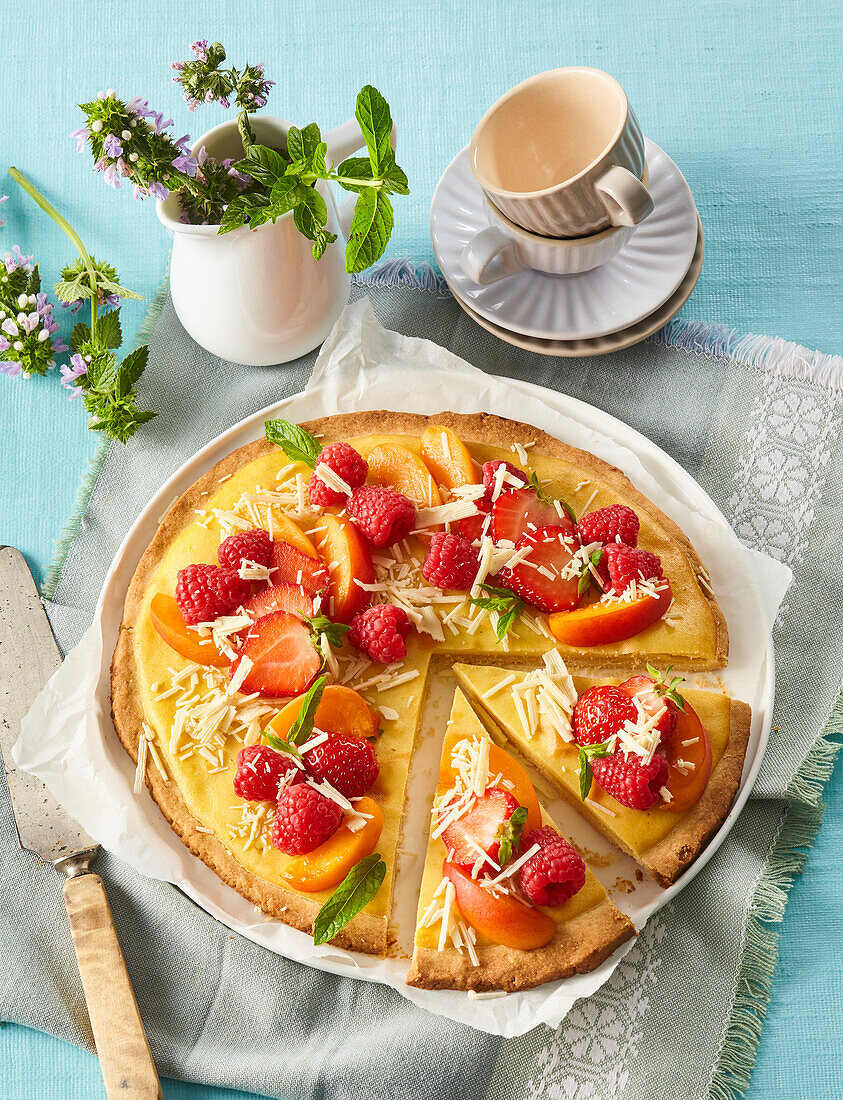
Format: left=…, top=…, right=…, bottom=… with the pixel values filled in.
left=619, top=668, right=686, bottom=744
left=268, top=541, right=329, bottom=597
left=572, top=685, right=638, bottom=746
left=481, top=459, right=527, bottom=502
left=490, top=486, right=568, bottom=546
left=440, top=787, right=520, bottom=867
left=241, top=582, right=314, bottom=622
left=497, top=525, right=581, bottom=613
left=230, top=611, right=321, bottom=697
left=458, top=498, right=492, bottom=543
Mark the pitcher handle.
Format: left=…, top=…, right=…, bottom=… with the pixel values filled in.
left=326, top=120, right=398, bottom=239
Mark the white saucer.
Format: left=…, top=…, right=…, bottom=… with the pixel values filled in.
left=431, top=138, right=699, bottom=341
left=455, top=215, right=704, bottom=357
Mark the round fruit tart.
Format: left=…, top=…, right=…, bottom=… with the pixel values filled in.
left=112, top=410, right=746, bottom=987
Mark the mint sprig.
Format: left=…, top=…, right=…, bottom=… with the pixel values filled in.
left=264, top=417, right=322, bottom=467
left=469, top=583, right=525, bottom=641
left=496, top=805, right=528, bottom=867
left=285, top=674, right=328, bottom=746
left=577, top=547, right=605, bottom=598
left=527, top=472, right=576, bottom=521
left=306, top=614, right=350, bottom=650
left=578, top=740, right=615, bottom=802
left=261, top=730, right=302, bottom=759
left=646, top=663, right=687, bottom=712
left=313, top=854, right=386, bottom=945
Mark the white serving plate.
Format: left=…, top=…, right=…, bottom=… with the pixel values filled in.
left=21, top=309, right=786, bottom=1037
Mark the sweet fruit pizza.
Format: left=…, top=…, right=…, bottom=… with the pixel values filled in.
left=112, top=410, right=748, bottom=991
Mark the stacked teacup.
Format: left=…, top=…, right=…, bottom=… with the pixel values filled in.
left=431, top=67, right=702, bottom=355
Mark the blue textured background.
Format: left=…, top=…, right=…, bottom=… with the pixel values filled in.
left=1, top=1, right=840, bottom=1097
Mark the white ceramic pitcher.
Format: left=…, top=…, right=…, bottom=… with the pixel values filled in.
left=157, top=116, right=369, bottom=366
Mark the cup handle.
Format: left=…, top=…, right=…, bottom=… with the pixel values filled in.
left=325, top=120, right=398, bottom=239
left=594, top=165, right=654, bottom=227
left=460, top=226, right=525, bottom=285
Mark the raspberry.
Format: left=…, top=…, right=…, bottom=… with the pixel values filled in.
left=175, top=563, right=251, bottom=625
left=308, top=441, right=368, bottom=507
left=591, top=750, right=669, bottom=811
left=573, top=685, right=637, bottom=746
left=347, top=485, right=416, bottom=547
left=577, top=504, right=640, bottom=548
left=519, top=827, right=587, bottom=906
left=271, top=783, right=342, bottom=855
left=233, top=744, right=299, bottom=802
left=481, top=459, right=527, bottom=502
left=218, top=527, right=273, bottom=571
left=348, top=604, right=411, bottom=663
left=421, top=532, right=480, bottom=590
left=602, top=543, right=663, bottom=595
left=303, top=734, right=379, bottom=799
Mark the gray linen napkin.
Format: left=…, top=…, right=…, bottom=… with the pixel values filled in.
left=1, top=276, right=841, bottom=1100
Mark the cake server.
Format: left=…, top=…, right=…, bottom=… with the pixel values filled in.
left=0, top=546, right=162, bottom=1099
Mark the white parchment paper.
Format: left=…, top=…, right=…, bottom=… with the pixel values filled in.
left=15, top=300, right=791, bottom=1036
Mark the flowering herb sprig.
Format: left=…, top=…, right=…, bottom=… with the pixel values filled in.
left=0, top=246, right=66, bottom=378
left=8, top=168, right=156, bottom=443
left=73, top=42, right=407, bottom=272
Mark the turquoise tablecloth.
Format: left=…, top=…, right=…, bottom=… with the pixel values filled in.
left=1, top=1, right=841, bottom=1097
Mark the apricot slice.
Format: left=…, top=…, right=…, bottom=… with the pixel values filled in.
left=312, top=513, right=374, bottom=622
left=419, top=425, right=481, bottom=490
left=445, top=861, right=556, bottom=949
left=549, top=580, right=673, bottom=647
left=660, top=701, right=713, bottom=812
left=266, top=684, right=380, bottom=742
left=367, top=443, right=443, bottom=509
left=149, top=593, right=229, bottom=667
left=438, top=726, right=542, bottom=835
left=282, top=798, right=383, bottom=892
left=272, top=513, right=319, bottom=558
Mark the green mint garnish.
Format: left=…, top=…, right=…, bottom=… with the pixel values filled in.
left=306, top=614, right=351, bottom=650
left=646, top=663, right=687, bottom=712
left=527, top=472, right=576, bottom=521
left=469, top=583, right=526, bottom=641
left=577, top=547, right=604, bottom=597
left=264, top=417, right=322, bottom=467
left=312, top=854, right=386, bottom=945
left=578, top=739, right=615, bottom=802
left=285, top=674, right=328, bottom=746
left=495, top=805, right=529, bottom=867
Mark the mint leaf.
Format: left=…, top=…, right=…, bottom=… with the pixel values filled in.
left=355, top=85, right=393, bottom=175
left=286, top=674, right=328, bottom=746
left=286, top=122, right=322, bottom=164
left=264, top=418, right=322, bottom=466
left=70, top=321, right=91, bottom=353
left=293, top=189, right=337, bottom=260
left=380, top=156, right=409, bottom=196
left=468, top=583, right=525, bottom=640
left=306, top=614, right=350, bottom=650
left=527, top=472, right=576, bottom=520
left=116, top=345, right=148, bottom=397
left=96, top=309, right=122, bottom=351
left=577, top=547, right=604, bottom=597
left=646, top=663, right=686, bottom=712
left=496, top=805, right=528, bottom=867
left=335, top=155, right=375, bottom=194
left=578, top=740, right=614, bottom=802
left=313, top=854, right=386, bottom=945
left=236, top=144, right=288, bottom=187
left=345, top=188, right=394, bottom=274
left=261, top=730, right=302, bottom=759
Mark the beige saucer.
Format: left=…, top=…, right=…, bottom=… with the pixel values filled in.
left=452, top=215, right=703, bottom=357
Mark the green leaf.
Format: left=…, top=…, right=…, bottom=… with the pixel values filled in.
left=335, top=156, right=376, bottom=194
left=96, top=308, right=122, bottom=350
left=264, top=417, right=322, bottom=466
left=577, top=740, right=614, bottom=802
left=646, top=663, right=687, bottom=712
left=306, top=614, right=350, bottom=650
left=270, top=176, right=307, bottom=214
left=379, top=157, right=409, bottom=196
left=261, top=730, right=302, bottom=759
left=293, top=199, right=336, bottom=261
left=70, top=321, right=91, bottom=353
left=577, top=548, right=604, bottom=598
left=286, top=122, right=322, bottom=165
left=312, top=854, right=386, bottom=945
left=96, top=274, right=143, bottom=302
left=344, top=189, right=393, bottom=274
left=468, top=583, right=525, bottom=640
left=236, top=144, right=289, bottom=187
left=355, top=85, right=393, bottom=175
left=218, top=198, right=250, bottom=234
left=526, top=472, right=576, bottom=520
left=496, top=805, right=528, bottom=867
left=286, top=674, right=328, bottom=746
left=116, top=345, right=148, bottom=397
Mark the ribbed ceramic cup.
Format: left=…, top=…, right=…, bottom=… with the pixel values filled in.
left=469, top=68, right=653, bottom=237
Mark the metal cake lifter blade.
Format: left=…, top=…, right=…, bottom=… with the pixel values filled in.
left=0, top=545, right=162, bottom=1099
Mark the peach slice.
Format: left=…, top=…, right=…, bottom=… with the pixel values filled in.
left=438, top=726, right=542, bottom=836
left=266, top=684, right=380, bottom=742
left=282, top=797, right=383, bottom=892
left=367, top=443, right=443, bottom=509
left=548, top=580, right=673, bottom=647
left=660, top=701, right=713, bottom=812
left=149, top=593, right=229, bottom=667
left=419, top=424, right=480, bottom=490
left=272, top=513, right=319, bottom=559
left=445, top=861, right=556, bottom=950
left=313, top=513, right=374, bottom=622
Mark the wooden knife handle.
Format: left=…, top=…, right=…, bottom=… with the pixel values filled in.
left=63, top=872, right=163, bottom=1099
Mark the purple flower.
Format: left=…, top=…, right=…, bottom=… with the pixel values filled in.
left=103, top=133, right=123, bottom=158
left=117, top=157, right=132, bottom=178
left=0, top=360, right=22, bottom=378
left=20, top=312, right=40, bottom=335
left=172, top=153, right=199, bottom=177
left=132, top=184, right=149, bottom=201
left=126, top=96, right=154, bottom=118
left=171, top=61, right=184, bottom=72
left=61, top=298, right=84, bottom=314
left=147, top=181, right=169, bottom=201
left=103, top=163, right=122, bottom=189
left=174, top=133, right=192, bottom=153
left=60, top=353, right=88, bottom=396
left=191, top=39, right=209, bottom=61
left=220, top=97, right=230, bottom=109
left=196, top=145, right=208, bottom=166
left=106, top=293, right=119, bottom=306
left=149, top=111, right=174, bottom=133
left=4, top=245, right=33, bottom=274
left=71, top=127, right=91, bottom=152
left=93, top=157, right=108, bottom=172
left=0, top=194, right=6, bottom=229
left=54, top=338, right=68, bottom=353
left=1, top=318, right=19, bottom=337
left=0, top=335, right=10, bottom=352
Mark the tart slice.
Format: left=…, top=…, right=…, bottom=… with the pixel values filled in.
left=453, top=660, right=751, bottom=887
left=407, top=687, right=634, bottom=992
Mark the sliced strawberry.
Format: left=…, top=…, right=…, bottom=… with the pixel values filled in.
left=440, top=787, right=520, bottom=867
left=490, top=486, right=573, bottom=546
left=619, top=673, right=681, bottom=744
left=231, top=611, right=321, bottom=697
left=242, top=582, right=314, bottom=622
left=268, top=540, right=329, bottom=597
left=458, top=499, right=492, bottom=543
left=498, top=525, right=581, bottom=613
